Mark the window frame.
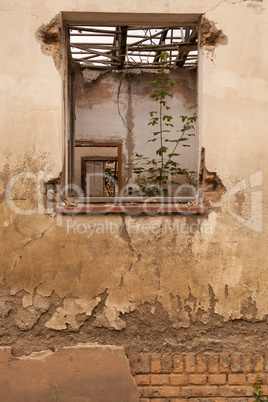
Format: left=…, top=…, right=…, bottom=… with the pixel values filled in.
left=61, top=12, right=203, bottom=214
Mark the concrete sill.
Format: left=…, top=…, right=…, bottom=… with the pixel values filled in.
left=58, top=204, right=205, bottom=215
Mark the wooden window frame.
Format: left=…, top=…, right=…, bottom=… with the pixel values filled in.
left=76, top=141, right=122, bottom=199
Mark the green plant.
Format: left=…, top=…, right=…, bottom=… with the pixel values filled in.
left=131, top=51, right=197, bottom=196
left=253, top=375, right=268, bottom=401
left=49, top=386, right=65, bottom=401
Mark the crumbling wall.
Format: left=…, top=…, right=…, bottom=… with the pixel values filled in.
left=0, top=0, right=268, bottom=388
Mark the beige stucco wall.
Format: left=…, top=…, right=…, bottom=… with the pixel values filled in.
left=0, top=0, right=268, bottom=356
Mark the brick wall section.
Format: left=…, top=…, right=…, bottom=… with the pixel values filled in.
left=127, top=354, right=268, bottom=401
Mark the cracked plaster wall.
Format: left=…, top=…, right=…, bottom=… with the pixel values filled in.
left=0, top=0, right=268, bottom=356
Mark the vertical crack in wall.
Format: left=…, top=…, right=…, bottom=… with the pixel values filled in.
left=7, top=217, right=55, bottom=278
left=125, top=77, right=135, bottom=181
left=117, top=216, right=141, bottom=289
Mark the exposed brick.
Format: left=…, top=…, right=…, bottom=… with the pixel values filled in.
left=151, top=355, right=161, bottom=373
left=219, top=354, right=230, bottom=373
left=231, top=355, right=242, bottom=373
left=228, top=374, right=247, bottom=385
left=196, top=355, right=207, bottom=373
left=173, top=399, right=189, bottom=402
left=188, top=399, right=226, bottom=402
left=139, top=354, right=150, bottom=373
left=247, top=373, right=265, bottom=385
left=170, top=374, right=189, bottom=386
left=209, top=356, right=219, bottom=373
left=260, top=385, right=268, bottom=395
left=135, top=374, right=151, bottom=386
left=264, top=355, right=268, bottom=372
left=151, top=374, right=170, bottom=386
left=185, top=355, right=195, bottom=373
left=252, top=354, right=264, bottom=373
left=208, top=374, right=226, bottom=385
left=242, top=354, right=252, bottom=373
left=219, top=385, right=253, bottom=397
left=189, top=374, right=207, bottom=385
left=128, top=355, right=139, bottom=374
left=174, top=355, right=184, bottom=373
left=140, top=386, right=180, bottom=398
left=162, top=354, right=172, bottom=373
left=181, top=386, right=219, bottom=397
left=139, top=399, right=151, bottom=402
left=149, top=399, right=179, bottom=402
left=229, top=399, right=251, bottom=402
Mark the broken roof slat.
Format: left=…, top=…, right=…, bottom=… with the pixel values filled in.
left=68, top=24, right=198, bottom=69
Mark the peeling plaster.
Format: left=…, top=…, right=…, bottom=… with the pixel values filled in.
left=201, top=17, right=228, bottom=50
left=45, top=297, right=101, bottom=330
left=35, top=14, right=62, bottom=71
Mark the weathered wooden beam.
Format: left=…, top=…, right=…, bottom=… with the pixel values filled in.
left=154, top=28, right=169, bottom=62
left=118, top=26, right=128, bottom=68
left=175, top=28, right=197, bottom=67
left=69, top=26, right=120, bottom=34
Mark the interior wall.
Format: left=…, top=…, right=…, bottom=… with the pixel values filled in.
left=74, top=67, right=198, bottom=187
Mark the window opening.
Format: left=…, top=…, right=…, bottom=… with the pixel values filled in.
left=81, top=157, right=118, bottom=197
left=64, top=19, right=200, bottom=209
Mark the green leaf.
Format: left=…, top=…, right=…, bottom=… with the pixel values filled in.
left=156, top=146, right=168, bottom=156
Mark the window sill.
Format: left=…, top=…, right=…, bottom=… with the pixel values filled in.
left=58, top=204, right=205, bottom=215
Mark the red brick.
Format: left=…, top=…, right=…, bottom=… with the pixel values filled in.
left=247, top=373, right=265, bottom=385
left=174, top=355, right=184, bottom=373
left=227, top=399, right=251, bottom=402
left=260, top=385, right=268, bottom=395
left=219, top=385, right=254, bottom=397
left=162, top=354, right=172, bottom=373
left=185, top=355, right=195, bottom=373
left=189, top=374, right=207, bottom=385
left=188, top=399, right=226, bottom=402
left=264, top=355, right=268, bottom=372
left=252, top=354, right=264, bottom=373
left=231, top=355, right=242, bottom=373
left=242, top=354, right=252, bottom=373
left=181, top=386, right=219, bottom=397
left=150, top=399, right=180, bottom=402
left=209, top=356, right=219, bottom=373
left=219, top=354, right=230, bottom=373
left=170, top=374, right=189, bottom=386
left=208, top=374, right=226, bottom=385
left=139, top=354, right=150, bottom=373
left=173, top=399, right=189, bottom=402
left=128, top=355, right=139, bottom=374
left=196, top=355, right=207, bottom=373
left=228, top=374, right=247, bottom=385
left=135, top=375, right=150, bottom=386
left=150, top=374, right=169, bottom=386
left=151, top=355, right=161, bottom=373
left=140, top=386, right=180, bottom=398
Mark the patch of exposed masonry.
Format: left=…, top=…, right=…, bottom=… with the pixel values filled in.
left=35, top=14, right=62, bottom=71
left=201, top=17, right=228, bottom=51
left=1, top=283, right=268, bottom=357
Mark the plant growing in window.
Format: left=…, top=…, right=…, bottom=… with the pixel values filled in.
left=131, top=52, right=197, bottom=197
